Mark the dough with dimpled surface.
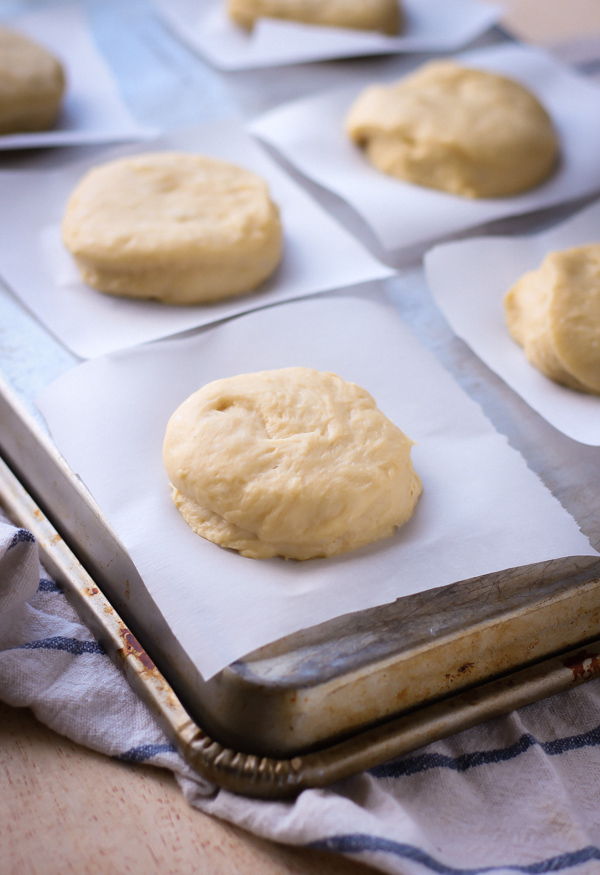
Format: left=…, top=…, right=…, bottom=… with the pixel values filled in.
left=163, top=367, right=422, bottom=560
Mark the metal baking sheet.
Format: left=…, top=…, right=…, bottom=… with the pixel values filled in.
left=1, top=4, right=600, bottom=795
left=3, top=223, right=600, bottom=794
left=2, top=434, right=600, bottom=801
left=2, top=271, right=600, bottom=766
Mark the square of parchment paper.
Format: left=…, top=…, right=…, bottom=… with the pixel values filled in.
left=0, top=121, right=392, bottom=359
left=36, top=291, right=596, bottom=679
left=251, top=44, right=600, bottom=253
left=0, top=3, right=153, bottom=149
left=425, top=200, right=600, bottom=446
left=156, top=0, right=500, bottom=70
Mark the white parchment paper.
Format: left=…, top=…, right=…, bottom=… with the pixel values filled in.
left=36, top=292, right=597, bottom=680
left=0, top=121, right=392, bottom=359
left=250, top=43, right=600, bottom=252
left=425, top=200, right=600, bottom=446
left=156, top=0, right=501, bottom=71
left=0, top=3, right=153, bottom=149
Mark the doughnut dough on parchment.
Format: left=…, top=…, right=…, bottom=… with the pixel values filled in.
left=504, top=244, right=600, bottom=395
left=227, top=0, right=402, bottom=35
left=0, top=27, right=65, bottom=134
left=163, top=367, right=422, bottom=560
left=62, top=152, right=283, bottom=305
left=345, top=61, right=559, bottom=198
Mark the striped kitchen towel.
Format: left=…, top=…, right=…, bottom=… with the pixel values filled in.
left=2, top=515, right=600, bottom=875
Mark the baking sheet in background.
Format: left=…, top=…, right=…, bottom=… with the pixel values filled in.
left=250, top=43, right=600, bottom=252
left=0, top=3, right=154, bottom=149
left=35, top=291, right=597, bottom=681
left=0, top=120, right=392, bottom=359
left=156, top=0, right=501, bottom=71
left=424, top=200, right=600, bottom=446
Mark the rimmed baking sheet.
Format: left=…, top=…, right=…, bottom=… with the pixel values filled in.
left=35, top=291, right=597, bottom=681
left=2, top=434, right=599, bottom=794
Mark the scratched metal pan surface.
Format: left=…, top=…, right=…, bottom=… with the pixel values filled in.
left=3, top=216, right=600, bottom=768
left=2, top=364, right=600, bottom=773
left=2, top=196, right=600, bottom=768
left=3, top=406, right=600, bottom=802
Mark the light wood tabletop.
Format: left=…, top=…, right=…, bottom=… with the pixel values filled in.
left=0, top=701, right=377, bottom=875
left=483, top=0, right=600, bottom=45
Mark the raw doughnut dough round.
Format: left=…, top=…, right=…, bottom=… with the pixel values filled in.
left=62, top=152, right=283, bottom=305
left=504, top=244, right=600, bottom=395
left=226, top=0, right=402, bottom=35
left=0, top=27, right=65, bottom=134
left=163, top=367, right=422, bottom=560
left=345, top=61, right=559, bottom=198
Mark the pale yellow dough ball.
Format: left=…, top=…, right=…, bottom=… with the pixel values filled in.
left=0, top=27, right=65, bottom=134
left=163, top=367, right=422, bottom=560
left=62, top=152, right=283, bottom=305
left=345, top=61, right=559, bottom=198
left=226, top=0, right=402, bottom=34
left=504, top=244, right=600, bottom=394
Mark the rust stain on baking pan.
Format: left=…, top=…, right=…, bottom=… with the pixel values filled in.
left=445, top=662, right=475, bottom=683
left=118, top=627, right=156, bottom=672
left=563, top=650, right=600, bottom=682
left=115, top=627, right=178, bottom=708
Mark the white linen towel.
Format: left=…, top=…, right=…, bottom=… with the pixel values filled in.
left=2, top=515, right=600, bottom=875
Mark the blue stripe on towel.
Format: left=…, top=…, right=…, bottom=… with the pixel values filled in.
left=307, top=835, right=600, bottom=874
left=370, top=726, right=600, bottom=779
left=37, top=577, right=62, bottom=593
left=7, top=529, right=35, bottom=549
left=114, top=743, right=177, bottom=764
left=16, top=636, right=105, bottom=656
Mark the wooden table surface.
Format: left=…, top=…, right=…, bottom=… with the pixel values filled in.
left=483, top=0, right=600, bottom=45
left=0, top=701, right=377, bottom=875
left=3, top=2, right=600, bottom=874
